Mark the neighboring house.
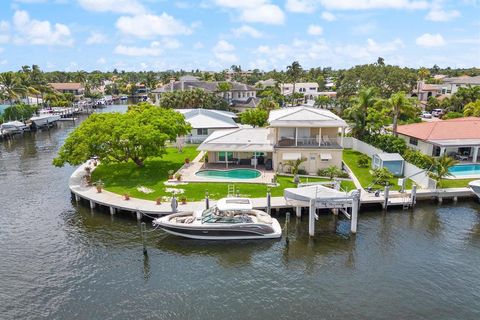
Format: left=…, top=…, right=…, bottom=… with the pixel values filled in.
left=49, top=83, right=85, bottom=96
left=442, top=75, right=480, bottom=95
left=397, top=117, right=480, bottom=162
left=281, top=82, right=320, bottom=103
left=198, top=106, right=348, bottom=174
left=151, top=79, right=258, bottom=111
left=225, top=69, right=256, bottom=81
left=413, top=82, right=443, bottom=102
left=176, top=109, right=239, bottom=143
left=256, top=78, right=277, bottom=88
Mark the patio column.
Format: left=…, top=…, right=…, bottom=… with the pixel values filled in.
left=473, top=147, right=479, bottom=163
left=340, top=127, right=345, bottom=147
left=254, top=152, right=257, bottom=169
left=440, top=147, right=446, bottom=156
left=295, top=127, right=298, bottom=147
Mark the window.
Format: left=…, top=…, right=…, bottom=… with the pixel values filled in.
left=409, top=137, right=418, bottom=146
left=197, top=128, right=208, bottom=135
left=253, top=152, right=264, bottom=157
left=219, top=151, right=233, bottom=162
left=433, top=146, right=441, bottom=156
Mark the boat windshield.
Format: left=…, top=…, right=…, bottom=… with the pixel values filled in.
left=201, top=206, right=253, bottom=224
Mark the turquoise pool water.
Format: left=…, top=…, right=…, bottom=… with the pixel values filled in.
left=196, top=169, right=261, bottom=179
left=448, top=164, right=480, bottom=177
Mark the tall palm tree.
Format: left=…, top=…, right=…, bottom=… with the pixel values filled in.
left=375, top=91, right=416, bottom=136
left=428, top=155, right=458, bottom=188
left=286, top=61, right=303, bottom=106
left=345, top=87, right=378, bottom=139
left=0, top=72, right=27, bottom=105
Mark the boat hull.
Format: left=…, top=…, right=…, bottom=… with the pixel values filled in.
left=154, top=219, right=282, bottom=240
left=469, top=180, right=480, bottom=199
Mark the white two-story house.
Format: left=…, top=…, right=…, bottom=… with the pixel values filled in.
left=197, top=106, right=347, bottom=174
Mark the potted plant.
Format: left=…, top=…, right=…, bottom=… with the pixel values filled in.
left=180, top=196, right=187, bottom=204
left=175, top=173, right=182, bottom=181
left=124, top=193, right=130, bottom=200
left=185, top=158, right=190, bottom=164
left=168, top=170, right=174, bottom=180
left=155, top=197, right=162, bottom=205
left=95, top=180, right=104, bottom=193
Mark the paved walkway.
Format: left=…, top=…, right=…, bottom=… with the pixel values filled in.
left=69, top=162, right=287, bottom=216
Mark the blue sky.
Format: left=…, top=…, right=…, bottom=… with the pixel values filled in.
left=0, top=0, right=479, bottom=72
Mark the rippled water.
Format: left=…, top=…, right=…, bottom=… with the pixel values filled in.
left=1, top=106, right=480, bottom=319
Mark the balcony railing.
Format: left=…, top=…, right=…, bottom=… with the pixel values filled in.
left=276, top=137, right=342, bottom=148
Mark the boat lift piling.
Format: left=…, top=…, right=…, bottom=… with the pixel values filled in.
left=205, top=191, right=210, bottom=209
left=266, top=191, right=271, bottom=215
left=285, top=212, right=290, bottom=243
left=140, top=222, right=147, bottom=255
left=383, top=185, right=390, bottom=211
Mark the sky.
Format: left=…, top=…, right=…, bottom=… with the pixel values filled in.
left=0, top=0, right=479, bottom=72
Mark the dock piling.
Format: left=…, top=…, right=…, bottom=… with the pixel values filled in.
left=110, top=207, right=116, bottom=215
left=296, top=206, right=301, bottom=218
left=136, top=211, right=142, bottom=220
left=308, top=199, right=315, bottom=237
left=266, top=191, right=271, bottom=215
left=351, top=191, right=360, bottom=234
left=205, top=191, right=209, bottom=209
left=411, top=185, right=417, bottom=208
left=285, top=212, right=290, bottom=243
left=89, top=200, right=95, bottom=209
left=383, top=185, right=390, bottom=211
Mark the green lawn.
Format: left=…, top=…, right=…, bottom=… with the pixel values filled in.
left=343, top=149, right=413, bottom=191
left=91, top=146, right=356, bottom=201
left=440, top=178, right=476, bottom=188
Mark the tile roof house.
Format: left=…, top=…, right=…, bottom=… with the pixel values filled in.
left=198, top=105, right=348, bottom=173
left=49, top=83, right=85, bottom=96
left=176, top=109, right=239, bottom=143
left=152, top=79, right=258, bottom=112
left=396, top=117, right=480, bottom=162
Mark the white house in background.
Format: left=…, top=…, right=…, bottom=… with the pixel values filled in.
left=442, top=75, right=480, bottom=95
left=281, top=82, right=320, bottom=103
left=198, top=105, right=348, bottom=174
left=176, top=109, right=239, bottom=143
left=397, top=117, right=480, bottom=162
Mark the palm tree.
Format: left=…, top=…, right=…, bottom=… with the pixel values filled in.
left=284, top=157, right=307, bottom=183
left=375, top=91, right=416, bottom=136
left=345, top=87, right=377, bottom=139
left=286, top=61, right=303, bottom=106
left=0, top=72, right=27, bottom=105
left=428, top=155, right=458, bottom=188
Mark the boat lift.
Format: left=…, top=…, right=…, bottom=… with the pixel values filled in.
left=284, top=184, right=360, bottom=237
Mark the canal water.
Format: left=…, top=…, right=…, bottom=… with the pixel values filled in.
left=1, top=105, right=479, bottom=319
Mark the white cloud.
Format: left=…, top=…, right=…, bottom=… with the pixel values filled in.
left=0, top=21, right=9, bottom=44
left=96, top=57, right=106, bottom=64
left=12, top=10, right=73, bottom=46
left=308, top=24, right=323, bottom=35
left=352, top=22, right=377, bottom=35
left=0, top=59, right=6, bottom=65
left=193, top=41, right=204, bottom=49
left=78, top=0, right=145, bottom=15
left=114, top=42, right=162, bottom=56
left=416, top=33, right=446, bottom=47
left=232, top=25, right=262, bottom=38
left=214, top=0, right=285, bottom=25
left=425, top=9, right=460, bottom=21
left=319, top=0, right=429, bottom=10
left=116, top=13, right=192, bottom=38
left=286, top=0, right=317, bottom=13
left=0, top=47, right=4, bottom=53
left=86, top=31, right=107, bottom=44
left=212, top=40, right=238, bottom=63
left=321, top=11, right=336, bottom=21
left=162, top=38, right=181, bottom=49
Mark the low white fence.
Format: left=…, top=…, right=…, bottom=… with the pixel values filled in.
left=343, top=137, right=436, bottom=189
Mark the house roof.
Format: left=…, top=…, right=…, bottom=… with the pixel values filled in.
left=397, top=117, right=480, bottom=146
left=49, top=83, right=84, bottom=91
left=197, top=128, right=274, bottom=152
left=175, top=109, right=238, bottom=129
left=268, top=105, right=347, bottom=127
left=443, top=75, right=480, bottom=85
left=281, top=82, right=319, bottom=87
left=151, top=80, right=257, bottom=93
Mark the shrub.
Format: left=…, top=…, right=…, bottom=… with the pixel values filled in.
left=442, top=111, right=463, bottom=120
left=356, top=154, right=370, bottom=168
left=317, top=166, right=350, bottom=179
left=371, top=168, right=393, bottom=186
left=297, top=169, right=307, bottom=175
left=366, top=134, right=406, bottom=154
left=403, top=148, right=432, bottom=169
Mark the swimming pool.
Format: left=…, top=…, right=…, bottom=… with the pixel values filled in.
left=195, top=169, right=261, bottom=180
left=448, top=164, right=480, bottom=178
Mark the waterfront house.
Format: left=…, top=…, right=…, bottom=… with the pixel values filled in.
left=396, top=117, right=480, bottom=162
left=176, top=109, right=239, bottom=143
left=151, top=79, right=258, bottom=112
left=442, top=75, right=480, bottom=95
left=49, top=83, right=85, bottom=97
left=280, top=82, right=322, bottom=104
left=198, top=105, right=348, bottom=173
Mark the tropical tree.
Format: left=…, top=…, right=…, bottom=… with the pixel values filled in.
left=314, top=95, right=333, bottom=109
left=375, top=91, right=418, bottom=136
left=239, top=108, right=268, bottom=127
left=53, top=103, right=191, bottom=167
left=463, top=100, right=480, bottom=117
left=0, top=72, right=27, bottom=105
left=427, top=155, right=459, bottom=188
left=2, top=103, right=37, bottom=121
left=284, top=157, right=307, bottom=183
left=142, top=71, right=158, bottom=91
left=257, top=98, right=279, bottom=111
left=286, top=61, right=303, bottom=106
left=344, top=87, right=378, bottom=139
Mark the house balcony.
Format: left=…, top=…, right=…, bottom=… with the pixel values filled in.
left=275, top=136, right=342, bottom=149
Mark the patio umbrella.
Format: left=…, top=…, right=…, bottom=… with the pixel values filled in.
left=171, top=196, right=178, bottom=213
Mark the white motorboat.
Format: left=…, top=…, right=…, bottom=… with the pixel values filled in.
left=469, top=180, right=480, bottom=199
left=30, top=114, right=61, bottom=127
left=153, top=198, right=282, bottom=240
left=0, top=121, right=27, bottom=134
